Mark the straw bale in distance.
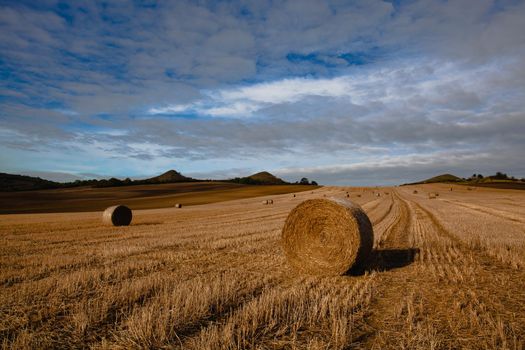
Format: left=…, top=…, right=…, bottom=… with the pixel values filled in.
left=262, top=200, right=268, bottom=205
left=102, top=205, right=132, bottom=226
left=413, top=190, right=418, bottom=194
left=175, top=203, right=182, bottom=208
left=281, top=198, right=374, bottom=276
left=268, top=199, right=274, bottom=204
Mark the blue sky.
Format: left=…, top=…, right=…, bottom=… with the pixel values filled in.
left=1, top=0, right=524, bottom=185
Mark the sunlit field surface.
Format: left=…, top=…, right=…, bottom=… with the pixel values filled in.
left=1, top=184, right=524, bottom=349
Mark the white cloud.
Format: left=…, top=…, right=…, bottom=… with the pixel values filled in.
left=148, top=104, right=194, bottom=115
left=146, top=60, right=500, bottom=119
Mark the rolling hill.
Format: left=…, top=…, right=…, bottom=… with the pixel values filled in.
left=146, top=170, right=195, bottom=183
left=420, top=173, right=462, bottom=183
left=228, top=171, right=288, bottom=185
left=0, top=172, right=61, bottom=191
left=0, top=169, right=291, bottom=191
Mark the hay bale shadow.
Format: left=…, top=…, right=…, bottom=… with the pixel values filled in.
left=347, top=248, right=419, bottom=276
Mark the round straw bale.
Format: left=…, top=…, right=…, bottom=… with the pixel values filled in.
left=262, top=200, right=268, bottom=205
left=268, top=199, right=274, bottom=204
left=281, top=198, right=373, bottom=276
left=174, top=203, right=182, bottom=208
left=102, top=205, right=132, bottom=226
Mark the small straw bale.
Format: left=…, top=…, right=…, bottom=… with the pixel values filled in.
left=174, top=203, right=182, bottom=208
left=346, top=194, right=350, bottom=198
left=268, top=199, right=274, bottom=204
left=428, top=193, right=436, bottom=199
left=293, top=194, right=296, bottom=197
left=413, top=190, right=418, bottom=194
left=262, top=200, right=269, bottom=205
left=281, top=198, right=373, bottom=276
left=102, top=205, right=132, bottom=226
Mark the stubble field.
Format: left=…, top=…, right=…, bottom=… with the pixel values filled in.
left=1, top=184, right=524, bottom=349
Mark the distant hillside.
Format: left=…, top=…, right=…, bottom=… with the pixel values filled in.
left=0, top=169, right=196, bottom=192
left=228, top=171, right=287, bottom=185
left=0, top=173, right=60, bottom=192
left=146, top=170, right=194, bottom=183
left=0, top=169, right=317, bottom=191
left=420, top=173, right=462, bottom=183
left=248, top=171, right=287, bottom=184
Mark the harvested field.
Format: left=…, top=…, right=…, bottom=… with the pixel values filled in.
left=1, top=184, right=525, bottom=349
left=0, top=182, right=316, bottom=214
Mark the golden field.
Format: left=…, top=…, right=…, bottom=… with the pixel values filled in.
left=1, top=184, right=524, bottom=349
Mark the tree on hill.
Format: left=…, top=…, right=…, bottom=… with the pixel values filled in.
left=491, top=172, right=509, bottom=180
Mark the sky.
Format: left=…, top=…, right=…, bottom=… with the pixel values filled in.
left=1, top=0, right=524, bottom=185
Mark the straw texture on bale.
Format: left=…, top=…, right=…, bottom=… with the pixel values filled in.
left=281, top=198, right=373, bottom=276
left=102, top=205, right=132, bottom=226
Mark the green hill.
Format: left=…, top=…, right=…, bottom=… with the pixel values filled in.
left=146, top=170, right=194, bottom=183
left=247, top=171, right=286, bottom=185
left=421, top=173, right=462, bottom=183
left=0, top=173, right=61, bottom=192
left=228, top=171, right=287, bottom=185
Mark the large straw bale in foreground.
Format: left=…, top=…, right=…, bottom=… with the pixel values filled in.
left=281, top=198, right=373, bottom=276
left=102, top=205, right=132, bottom=226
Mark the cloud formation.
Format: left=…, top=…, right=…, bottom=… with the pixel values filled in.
left=1, top=0, right=524, bottom=184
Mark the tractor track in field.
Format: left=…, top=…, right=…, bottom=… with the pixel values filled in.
left=358, top=190, right=525, bottom=348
